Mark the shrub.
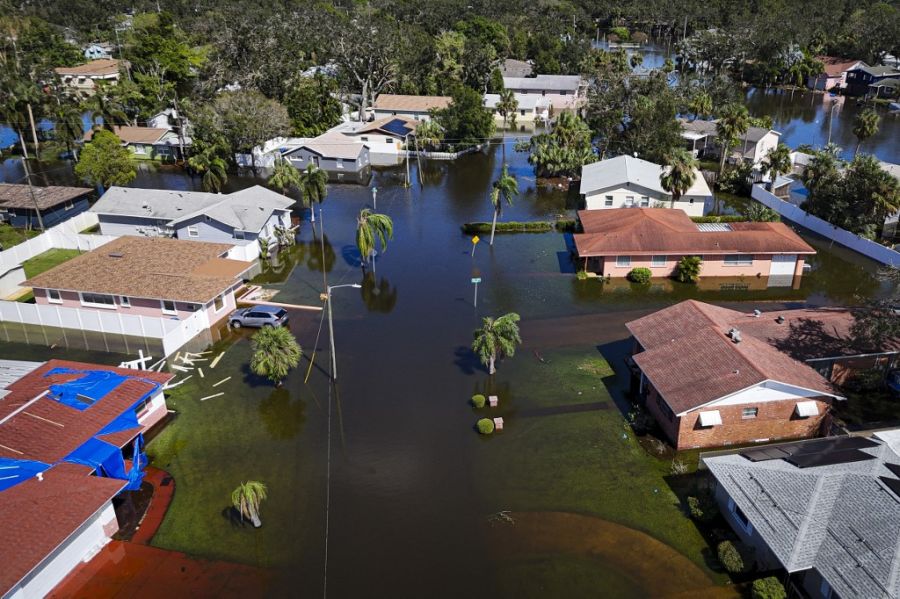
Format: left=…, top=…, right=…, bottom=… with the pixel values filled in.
left=752, top=577, right=786, bottom=599
left=461, top=221, right=554, bottom=234
left=576, top=270, right=589, bottom=281
left=627, top=267, right=652, bottom=284
left=687, top=492, right=718, bottom=523
left=609, top=26, right=630, bottom=41
left=717, top=540, right=745, bottom=574
left=471, top=394, right=486, bottom=408
left=554, top=218, right=577, bottom=232
left=675, top=255, right=702, bottom=283
left=477, top=418, right=495, bottom=435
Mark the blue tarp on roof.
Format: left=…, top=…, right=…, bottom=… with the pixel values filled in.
left=0, top=457, right=50, bottom=491
left=45, top=368, right=128, bottom=411
left=65, top=436, right=127, bottom=479
left=97, top=408, right=141, bottom=437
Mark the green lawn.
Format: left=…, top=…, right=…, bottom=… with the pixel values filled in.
left=22, top=249, right=82, bottom=278
left=0, top=224, right=39, bottom=250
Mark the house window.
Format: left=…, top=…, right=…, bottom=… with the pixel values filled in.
left=47, top=289, right=62, bottom=304
left=214, top=294, right=225, bottom=312
left=360, top=136, right=369, bottom=142
left=336, top=158, right=344, bottom=169
left=80, top=292, right=116, bottom=308
left=728, top=497, right=753, bottom=533
left=742, top=407, right=759, bottom=419
left=724, top=255, right=753, bottom=266
left=65, top=201, right=74, bottom=210
left=820, top=579, right=833, bottom=599
left=119, top=296, right=131, bottom=308
left=161, top=300, right=177, bottom=315
left=520, top=109, right=526, bottom=116
left=234, top=230, right=245, bottom=240
left=625, top=196, right=635, bottom=206
left=616, top=256, right=631, bottom=267
left=640, top=196, right=650, bottom=207
left=187, top=226, right=199, bottom=237
left=651, top=256, right=667, bottom=267
left=604, top=195, right=614, bottom=207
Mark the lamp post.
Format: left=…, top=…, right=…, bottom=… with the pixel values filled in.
left=371, top=186, right=377, bottom=210
left=325, top=283, right=361, bottom=381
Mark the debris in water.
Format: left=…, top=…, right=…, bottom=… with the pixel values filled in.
left=200, top=392, right=224, bottom=402
left=212, top=377, right=231, bottom=388
left=488, top=511, right=516, bottom=526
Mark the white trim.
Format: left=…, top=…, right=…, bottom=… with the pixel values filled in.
left=698, top=410, right=722, bottom=427
left=119, top=296, right=130, bottom=308
left=47, top=289, right=62, bottom=304
left=615, top=256, right=631, bottom=267
left=675, top=379, right=844, bottom=417
left=160, top=300, right=177, bottom=315
left=213, top=294, right=225, bottom=313
left=186, top=225, right=199, bottom=238
left=79, top=292, right=117, bottom=309
left=650, top=255, right=667, bottom=267
left=795, top=400, right=819, bottom=418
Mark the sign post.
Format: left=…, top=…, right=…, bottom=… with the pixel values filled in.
left=471, top=277, right=482, bottom=307
left=372, top=186, right=378, bottom=210
left=471, top=235, right=480, bottom=257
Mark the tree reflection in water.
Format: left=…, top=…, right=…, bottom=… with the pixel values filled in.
left=359, top=271, right=397, bottom=313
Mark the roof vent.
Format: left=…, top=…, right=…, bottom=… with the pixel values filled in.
left=108, top=252, right=124, bottom=258
left=753, top=309, right=761, bottom=318
left=776, top=315, right=785, bottom=324
left=727, top=328, right=742, bottom=343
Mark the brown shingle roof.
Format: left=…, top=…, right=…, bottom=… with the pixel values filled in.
left=0, top=359, right=173, bottom=461
left=0, top=184, right=92, bottom=211
left=23, top=236, right=250, bottom=304
left=626, top=300, right=841, bottom=414
left=815, top=56, right=866, bottom=78
left=373, top=94, right=452, bottom=112
left=574, top=208, right=816, bottom=257
left=0, top=463, right=126, bottom=595
left=54, top=58, right=122, bottom=77
left=84, top=126, right=169, bottom=144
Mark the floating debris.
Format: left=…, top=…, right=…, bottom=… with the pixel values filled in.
left=209, top=352, right=226, bottom=369
left=171, top=365, right=193, bottom=373
left=163, top=375, right=192, bottom=389
left=198, top=368, right=204, bottom=379
left=200, top=392, right=224, bottom=402
left=487, top=511, right=516, bottom=526
left=212, top=377, right=231, bottom=388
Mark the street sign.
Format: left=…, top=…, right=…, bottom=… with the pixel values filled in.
left=471, top=277, right=482, bottom=284
left=471, top=235, right=480, bottom=244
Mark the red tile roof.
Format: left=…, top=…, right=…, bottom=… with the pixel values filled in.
left=626, top=300, right=840, bottom=414
left=0, top=462, right=125, bottom=595
left=574, top=208, right=816, bottom=257
left=0, top=360, right=172, bottom=463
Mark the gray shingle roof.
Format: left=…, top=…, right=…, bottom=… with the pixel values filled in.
left=503, top=74, right=582, bottom=92
left=705, top=432, right=900, bottom=599
left=579, top=155, right=711, bottom=199
left=91, top=185, right=294, bottom=233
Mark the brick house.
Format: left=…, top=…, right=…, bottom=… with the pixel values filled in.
left=626, top=300, right=845, bottom=449
left=574, top=208, right=816, bottom=288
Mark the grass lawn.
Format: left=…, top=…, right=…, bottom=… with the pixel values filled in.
left=476, top=347, right=726, bottom=589
left=22, top=249, right=82, bottom=278
left=0, top=224, right=39, bottom=250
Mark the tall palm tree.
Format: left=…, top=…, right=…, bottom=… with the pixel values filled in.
left=49, top=102, right=85, bottom=162
left=761, top=143, right=792, bottom=192
left=188, top=146, right=228, bottom=193
left=489, top=163, right=518, bottom=245
left=688, top=92, right=712, bottom=121
left=268, top=156, right=302, bottom=195
left=852, top=109, right=880, bottom=158
left=356, top=209, right=393, bottom=270
left=83, top=84, right=128, bottom=132
left=715, top=103, right=750, bottom=179
left=299, top=163, right=327, bottom=223
left=249, top=326, right=302, bottom=387
left=472, top=312, right=522, bottom=375
left=231, top=481, right=268, bottom=528
left=660, top=149, right=698, bottom=209
left=495, top=88, right=518, bottom=131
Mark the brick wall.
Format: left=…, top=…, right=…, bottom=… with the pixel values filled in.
left=675, top=398, right=831, bottom=449
left=643, top=382, right=680, bottom=445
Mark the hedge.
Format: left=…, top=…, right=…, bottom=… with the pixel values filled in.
left=691, top=215, right=747, bottom=223
left=717, top=540, right=745, bottom=574
left=471, top=394, right=486, bottom=408
left=477, top=418, right=495, bottom=434
left=752, top=577, right=787, bottom=599
left=461, top=219, right=577, bottom=234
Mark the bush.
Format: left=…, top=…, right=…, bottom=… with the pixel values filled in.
left=576, top=270, right=589, bottom=281
left=687, top=493, right=718, bottom=523
left=609, top=26, right=630, bottom=41
left=752, top=577, right=786, bottom=599
left=461, top=221, right=554, bottom=234
left=477, top=418, right=495, bottom=435
left=627, top=267, right=652, bottom=284
left=675, top=255, right=702, bottom=283
left=554, top=218, right=578, bottom=232
left=471, top=394, right=486, bottom=408
left=717, top=540, right=745, bottom=574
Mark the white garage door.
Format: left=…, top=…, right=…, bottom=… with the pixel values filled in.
left=769, top=254, right=797, bottom=276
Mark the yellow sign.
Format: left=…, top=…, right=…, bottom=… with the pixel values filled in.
left=471, top=235, right=480, bottom=245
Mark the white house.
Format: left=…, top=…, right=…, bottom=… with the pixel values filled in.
left=483, top=93, right=551, bottom=124
left=371, top=94, right=451, bottom=121
left=579, top=155, right=713, bottom=217
left=679, top=119, right=781, bottom=169
left=502, top=75, right=586, bottom=112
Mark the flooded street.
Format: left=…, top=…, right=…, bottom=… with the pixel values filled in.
left=0, top=135, right=894, bottom=597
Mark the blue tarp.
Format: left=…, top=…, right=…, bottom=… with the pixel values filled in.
left=65, top=437, right=127, bottom=479
left=97, top=408, right=141, bottom=437
left=0, top=457, right=50, bottom=491
left=124, top=434, right=147, bottom=491
left=45, top=368, right=128, bottom=411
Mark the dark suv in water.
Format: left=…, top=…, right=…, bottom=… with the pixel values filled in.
left=228, top=305, right=289, bottom=328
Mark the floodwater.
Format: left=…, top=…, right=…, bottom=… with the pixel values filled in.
left=0, top=139, right=895, bottom=598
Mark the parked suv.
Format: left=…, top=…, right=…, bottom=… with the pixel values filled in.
left=229, top=305, right=289, bottom=329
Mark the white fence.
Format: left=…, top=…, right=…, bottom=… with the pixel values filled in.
left=0, top=301, right=208, bottom=356
left=751, top=185, right=900, bottom=267
left=0, top=212, right=115, bottom=272
left=402, top=144, right=483, bottom=161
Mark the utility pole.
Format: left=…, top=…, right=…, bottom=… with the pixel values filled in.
left=19, top=159, right=46, bottom=231
left=325, top=283, right=361, bottom=381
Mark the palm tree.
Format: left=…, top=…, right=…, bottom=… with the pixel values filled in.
left=83, top=84, right=128, bottom=132
left=741, top=203, right=780, bottom=222
left=715, top=103, right=750, bottom=179
left=299, top=163, right=328, bottom=223
left=268, top=156, right=302, bottom=195
left=471, top=312, right=522, bottom=375
left=660, top=149, right=698, bottom=209
left=495, top=88, right=518, bottom=131
left=356, top=209, right=393, bottom=270
left=852, top=109, right=880, bottom=158
left=231, top=481, right=268, bottom=528
left=688, top=92, right=712, bottom=121
left=188, top=146, right=228, bottom=193
left=761, top=143, right=792, bottom=192
left=489, top=164, right=518, bottom=245
left=415, top=119, right=443, bottom=152
left=249, top=326, right=302, bottom=387
left=49, top=101, right=84, bottom=162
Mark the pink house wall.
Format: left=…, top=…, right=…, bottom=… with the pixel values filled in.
left=591, top=255, right=806, bottom=284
